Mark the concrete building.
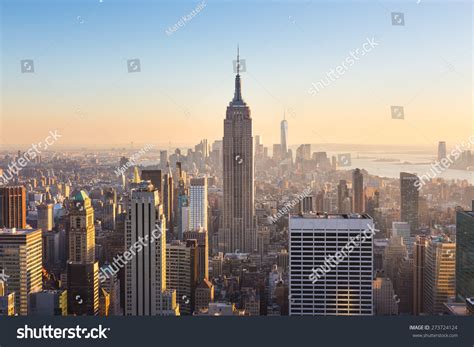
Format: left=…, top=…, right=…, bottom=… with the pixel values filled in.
left=289, top=213, right=374, bottom=316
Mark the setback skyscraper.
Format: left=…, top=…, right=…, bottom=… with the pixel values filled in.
left=219, top=50, right=256, bottom=254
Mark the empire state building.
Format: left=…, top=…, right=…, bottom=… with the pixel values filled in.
left=218, top=50, right=257, bottom=253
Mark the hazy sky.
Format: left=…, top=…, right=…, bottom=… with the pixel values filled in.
left=1, top=0, right=472, bottom=148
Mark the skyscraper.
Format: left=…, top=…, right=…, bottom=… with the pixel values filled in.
left=438, top=141, right=447, bottom=161
left=400, top=172, right=419, bottom=232
left=166, top=239, right=198, bottom=315
left=0, top=228, right=43, bottom=315
left=413, top=235, right=427, bottom=315
left=0, top=186, right=26, bottom=229
left=456, top=208, right=474, bottom=301
left=125, top=182, right=178, bottom=316
left=68, top=191, right=95, bottom=263
left=280, top=115, right=288, bottom=156
left=289, top=213, right=374, bottom=316
left=189, top=177, right=208, bottom=231
left=183, top=228, right=209, bottom=282
left=37, top=203, right=54, bottom=232
left=424, top=236, right=456, bottom=315
left=352, top=168, right=364, bottom=214
left=219, top=49, right=256, bottom=254
left=337, top=180, right=350, bottom=213
left=67, top=191, right=99, bottom=316
left=162, top=163, right=174, bottom=235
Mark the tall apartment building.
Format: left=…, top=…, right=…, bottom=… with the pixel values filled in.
left=0, top=228, right=42, bottom=315
left=289, top=213, right=374, bottom=316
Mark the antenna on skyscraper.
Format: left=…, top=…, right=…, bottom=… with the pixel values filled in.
left=237, top=45, right=240, bottom=75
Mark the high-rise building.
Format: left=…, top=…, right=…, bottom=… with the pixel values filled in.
left=160, top=151, right=168, bottom=168
left=0, top=186, right=26, bottom=229
left=400, top=172, right=419, bottom=232
left=166, top=239, right=198, bottom=315
left=337, top=180, right=350, bottom=213
left=66, top=190, right=99, bottom=316
left=125, top=182, right=178, bottom=315
left=0, top=228, right=42, bottom=315
left=280, top=115, right=288, bottom=156
left=373, top=277, right=398, bottom=315
left=67, top=262, right=99, bottom=315
left=438, top=141, right=447, bottom=161
left=413, top=235, right=427, bottom=315
left=424, top=236, right=456, bottom=315
left=28, top=290, right=68, bottom=315
left=289, top=213, right=374, bottom=316
left=456, top=208, right=474, bottom=301
left=352, top=169, right=364, bottom=213
left=383, top=235, right=407, bottom=288
left=295, top=144, right=311, bottom=162
left=37, top=203, right=54, bottom=232
left=68, top=191, right=95, bottom=263
left=162, top=163, right=174, bottom=235
left=189, top=177, right=208, bottom=231
left=219, top=50, right=257, bottom=254
left=183, top=228, right=209, bottom=282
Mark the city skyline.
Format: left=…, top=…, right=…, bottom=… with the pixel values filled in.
left=1, top=1, right=472, bottom=147
left=0, top=0, right=473, bottom=331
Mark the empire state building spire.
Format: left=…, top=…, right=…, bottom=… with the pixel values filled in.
left=233, top=46, right=244, bottom=104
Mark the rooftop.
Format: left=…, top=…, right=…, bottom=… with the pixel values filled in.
left=291, top=213, right=372, bottom=220
left=0, top=228, right=40, bottom=235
